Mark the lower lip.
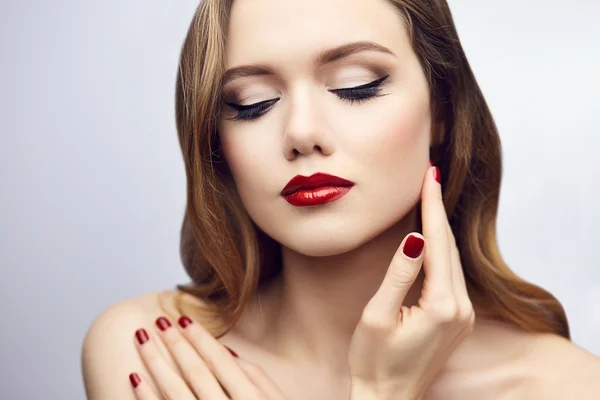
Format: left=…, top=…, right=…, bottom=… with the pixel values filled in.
left=282, top=186, right=353, bottom=207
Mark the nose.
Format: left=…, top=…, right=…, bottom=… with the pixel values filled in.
left=281, top=91, right=335, bottom=161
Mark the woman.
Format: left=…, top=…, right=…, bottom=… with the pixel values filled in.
left=82, top=0, right=600, bottom=399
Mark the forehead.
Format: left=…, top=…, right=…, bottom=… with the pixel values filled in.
left=225, top=0, right=409, bottom=70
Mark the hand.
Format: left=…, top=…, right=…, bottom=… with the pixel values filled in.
left=347, top=165, right=475, bottom=400
left=129, top=315, right=288, bottom=400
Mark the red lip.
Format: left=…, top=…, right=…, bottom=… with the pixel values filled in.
left=281, top=173, right=355, bottom=207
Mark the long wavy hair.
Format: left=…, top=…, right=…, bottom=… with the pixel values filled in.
left=165, top=0, right=570, bottom=339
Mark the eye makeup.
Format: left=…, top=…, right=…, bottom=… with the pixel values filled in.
left=222, top=74, right=391, bottom=122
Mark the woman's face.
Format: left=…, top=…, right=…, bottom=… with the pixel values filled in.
left=217, top=0, right=432, bottom=257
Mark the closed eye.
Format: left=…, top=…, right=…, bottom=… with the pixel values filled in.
left=223, top=74, right=390, bottom=122
left=329, top=74, right=390, bottom=104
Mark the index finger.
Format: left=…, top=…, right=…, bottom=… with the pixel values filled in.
left=420, top=166, right=454, bottom=300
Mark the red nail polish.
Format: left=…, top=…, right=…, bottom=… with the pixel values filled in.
left=129, top=373, right=141, bottom=388
left=429, top=159, right=434, bottom=166
left=433, top=166, right=441, bottom=183
left=403, top=235, right=424, bottom=259
left=156, top=317, right=172, bottom=331
left=224, top=345, right=239, bottom=358
left=135, top=328, right=149, bottom=345
left=178, top=315, right=192, bottom=329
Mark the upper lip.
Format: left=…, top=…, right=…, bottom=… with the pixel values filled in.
left=280, top=173, right=355, bottom=196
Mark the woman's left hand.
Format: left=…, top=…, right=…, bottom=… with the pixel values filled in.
left=129, top=315, right=288, bottom=400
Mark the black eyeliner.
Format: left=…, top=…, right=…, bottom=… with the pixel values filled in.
left=224, top=74, right=390, bottom=121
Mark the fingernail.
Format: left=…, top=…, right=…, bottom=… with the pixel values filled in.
left=224, top=345, right=239, bottom=358
left=429, top=159, right=434, bottom=166
left=135, top=328, right=149, bottom=345
left=178, top=315, right=193, bottom=329
left=156, top=317, right=172, bottom=331
left=403, top=234, right=424, bottom=259
left=129, top=373, right=141, bottom=388
left=432, top=166, right=441, bottom=183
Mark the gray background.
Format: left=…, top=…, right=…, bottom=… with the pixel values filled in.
left=1, top=0, right=598, bottom=398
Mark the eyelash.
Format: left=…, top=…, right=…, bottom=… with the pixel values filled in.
left=223, top=74, right=390, bottom=122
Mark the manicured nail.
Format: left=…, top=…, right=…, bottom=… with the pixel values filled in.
left=224, top=345, right=239, bottom=358
left=129, top=372, right=142, bottom=388
left=156, top=317, right=172, bottom=331
left=129, top=373, right=141, bottom=388
left=178, top=315, right=193, bottom=329
left=135, top=328, right=149, bottom=345
left=432, top=166, right=441, bottom=183
left=403, top=234, right=424, bottom=259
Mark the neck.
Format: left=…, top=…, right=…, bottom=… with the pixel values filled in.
left=232, top=208, right=520, bottom=383
left=249, top=207, right=424, bottom=373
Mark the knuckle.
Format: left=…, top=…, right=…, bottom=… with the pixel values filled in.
left=143, top=349, right=164, bottom=365
left=359, top=309, right=393, bottom=332
left=388, top=267, right=417, bottom=288
left=432, top=302, right=460, bottom=323
left=167, top=335, right=195, bottom=357
left=182, top=364, right=210, bottom=384
left=162, top=331, right=182, bottom=346
left=457, top=303, right=474, bottom=322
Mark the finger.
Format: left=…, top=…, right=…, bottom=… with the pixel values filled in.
left=446, top=222, right=474, bottom=319
left=129, top=373, right=161, bottom=400
left=134, top=328, right=197, bottom=400
left=363, top=232, right=425, bottom=323
left=177, top=316, right=264, bottom=400
left=446, top=220, right=466, bottom=298
left=421, top=165, right=455, bottom=300
left=237, top=358, right=287, bottom=399
left=154, top=317, right=229, bottom=399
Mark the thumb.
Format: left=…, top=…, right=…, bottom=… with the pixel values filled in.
left=363, top=233, right=425, bottom=323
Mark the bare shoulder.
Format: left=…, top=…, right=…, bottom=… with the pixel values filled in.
left=81, top=290, right=214, bottom=399
left=523, top=333, right=600, bottom=399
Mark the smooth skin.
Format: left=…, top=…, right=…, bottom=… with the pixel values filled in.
left=82, top=0, right=600, bottom=397
left=130, top=316, right=287, bottom=400
left=128, top=167, right=474, bottom=400
left=347, top=166, right=474, bottom=399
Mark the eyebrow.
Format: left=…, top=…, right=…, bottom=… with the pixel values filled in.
left=222, top=41, right=395, bottom=86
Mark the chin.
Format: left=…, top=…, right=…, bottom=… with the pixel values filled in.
left=280, top=234, right=366, bottom=257
left=244, top=196, right=416, bottom=258
left=260, top=216, right=388, bottom=257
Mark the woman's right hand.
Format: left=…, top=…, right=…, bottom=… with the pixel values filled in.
left=347, top=165, right=476, bottom=400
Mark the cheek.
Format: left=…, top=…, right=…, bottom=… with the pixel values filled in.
left=219, top=132, right=275, bottom=198
left=340, top=95, right=431, bottom=221
left=220, top=134, right=243, bottom=173
left=343, top=97, right=431, bottom=170
left=379, top=113, right=427, bottom=160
